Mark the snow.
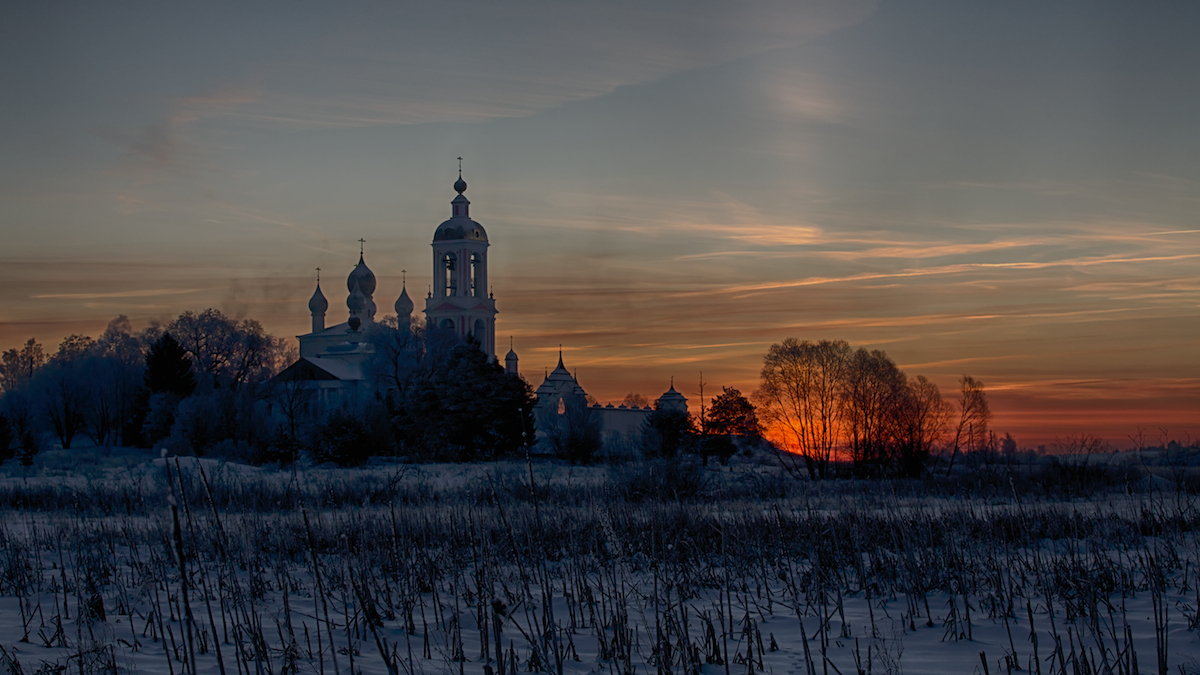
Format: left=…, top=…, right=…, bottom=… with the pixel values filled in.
left=1, top=452, right=1198, bottom=674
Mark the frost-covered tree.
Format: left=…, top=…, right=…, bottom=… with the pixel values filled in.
left=0, top=338, right=46, bottom=393
left=38, top=335, right=95, bottom=450
left=168, top=309, right=285, bottom=388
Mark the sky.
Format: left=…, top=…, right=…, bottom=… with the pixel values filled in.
left=1, top=0, right=1197, bottom=448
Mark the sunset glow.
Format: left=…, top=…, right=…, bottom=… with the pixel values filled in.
left=1, top=1, right=1197, bottom=447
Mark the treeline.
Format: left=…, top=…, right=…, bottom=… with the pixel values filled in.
left=0, top=311, right=537, bottom=467
left=754, top=338, right=991, bottom=479
left=1, top=313, right=1000, bottom=476
left=0, top=311, right=289, bottom=465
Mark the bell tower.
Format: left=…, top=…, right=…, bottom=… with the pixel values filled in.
left=424, top=166, right=497, bottom=356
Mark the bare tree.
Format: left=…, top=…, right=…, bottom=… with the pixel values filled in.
left=841, top=348, right=907, bottom=475
left=753, top=338, right=850, bottom=479
left=892, top=375, right=952, bottom=477
left=365, top=315, right=426, bottom=398
left=269, top=343, right=317, bottom=441
left=945, top=375, right=991, bottom=476
left=621, top=392, right=649, bottom=408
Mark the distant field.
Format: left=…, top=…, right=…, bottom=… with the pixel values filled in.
left=2, top=451, right=1199, bottom=674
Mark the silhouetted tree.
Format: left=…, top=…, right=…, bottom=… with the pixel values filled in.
left=641, top=407, right=694, bottom=459
left=708, top=386, right=761, bottom=438
left=841, top=348, right=907, bottom=475
left=754, top=338, right=850, bottom=479
left=391, top=337, right=535, bottom=461
left=944, top=375, right=991, bottom=476
left=892, top=375, right=951, bottom=477
left=144, top=333, right=197, bottom=398
left=137, top=332, right=197, bottom=447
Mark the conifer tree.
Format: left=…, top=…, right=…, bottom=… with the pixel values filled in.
left=144, top=333, right=196, bottom=397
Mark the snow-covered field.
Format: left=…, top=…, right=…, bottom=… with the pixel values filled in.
left=2, top=453, right=1199, bottom=674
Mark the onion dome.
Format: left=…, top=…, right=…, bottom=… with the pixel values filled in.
left=308, top=282, right=329, bottom=314
left=346, top=254, right=377, bottom=297
left=394, top=285, right=414, bottom=316
left=347, top=284, right=366, bottom=313
left=434, top=174, right=488, bottom=242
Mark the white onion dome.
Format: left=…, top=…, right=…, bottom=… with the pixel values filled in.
left=308, top=283, right=329, bottom=314
left=434, top=175, right=488, bottom=242
left=505, top=347, right=518, bottom=361
left=346, top=254, right=377, bottom=297
left=347, top=284, right=366, bottom=312
left=394, top=285, right=414, bottom=315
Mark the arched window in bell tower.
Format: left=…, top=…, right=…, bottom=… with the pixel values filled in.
left=470, top=253, right=481, bottom=297
left=443, top=253, right=457, bottom=296
left=473, top=319, right=485, bottom=343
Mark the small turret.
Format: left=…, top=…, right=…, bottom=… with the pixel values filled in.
left=308, top=278, right=328, bottom=334
left=505, top=337, right=518, bottom=376
left=656, top=379, right=688, bottom=413
left=395, top=282, right=413, bottom=323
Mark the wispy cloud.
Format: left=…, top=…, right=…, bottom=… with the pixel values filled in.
left=168, top=1, right=875, bottom=130
left=712, top=253, right=1200, bottom=295
left=33, top=288, right=214, bottom=300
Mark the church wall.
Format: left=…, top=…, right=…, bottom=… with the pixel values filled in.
left=593, top=405, right=652, bottom=437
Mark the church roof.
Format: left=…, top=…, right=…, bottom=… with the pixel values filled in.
left=273, top=357, right=365, bottom=382
left=434, top=215, right=488, bottom=242
left=302, top=321, right=357, bottom=338
left=305, top=356, right=365, bottom=381
left=535, top=351, right=587, bottom=397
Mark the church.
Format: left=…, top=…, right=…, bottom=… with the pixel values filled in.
left=274, top=170, right=687, bottom=453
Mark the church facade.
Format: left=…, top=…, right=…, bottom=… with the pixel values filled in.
left=275, top=171, right=686, bottom=454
